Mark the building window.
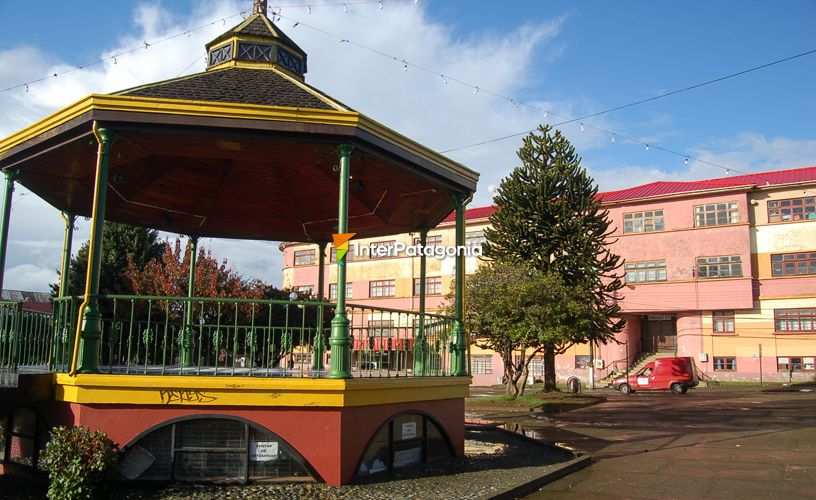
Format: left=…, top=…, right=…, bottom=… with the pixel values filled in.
left=369, top=280, right=396, bottom=298
left=771, top=252, right=816, bottom=277
left=330, top=247, right=355, bottom=263
left=774, top=308, right=815, bottom=332
left=624, top=260, right=667, bottom=283
left=367, top=320, right=394, bottom=337
left=465, top=231, right=486, bottom=249
left=413, top=277, right=442, bottom=296
left=413, top=235, right=442, bottom=247
left=714, top=357, right=736, bottom=371
left=527, top=356, right=544, bottom=377
left=470, top=355, right=493, bottom=374
left=696, top=256, right=742, bottom=278
left=768, top=196, right=816, bottom=223
left=293, top=249, right=315, bottom=266
left=291, top=285, right=313, bottom=296
left=694, top=202, right=739, bottom=227
left=368, top=240, right=398, bottom=259
left=777, top=356, right=815, bottom=372
left=575, top=355, right=591, bottom=369
left=713, top=311, right=735, bottom=333
left=623, top=210, right=664, bottom=233
left=328, top=282, right=353, bottom=300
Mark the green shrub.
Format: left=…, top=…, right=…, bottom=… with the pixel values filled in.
left=40, top=426, right=119, bottom=500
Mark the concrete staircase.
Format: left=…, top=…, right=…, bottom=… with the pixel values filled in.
left=600, top=353, right=662, bottom=388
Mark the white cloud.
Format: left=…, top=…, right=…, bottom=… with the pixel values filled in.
left=585, top=132, right=816, bottom=193
left=4, top=264, right=58, bottom=292
left=0, top=1, right=570, bottom=289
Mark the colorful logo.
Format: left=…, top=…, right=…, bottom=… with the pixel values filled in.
left=332, top=233, right=356, bottom=263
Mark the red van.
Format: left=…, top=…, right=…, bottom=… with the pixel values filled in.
left=612, top=357, right=699, bottom=395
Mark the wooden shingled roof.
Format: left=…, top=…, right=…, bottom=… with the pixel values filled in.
left=115, top=67, right=349, bottom=110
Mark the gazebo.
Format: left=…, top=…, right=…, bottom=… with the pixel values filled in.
left=0, top=1, right=478, bottom=486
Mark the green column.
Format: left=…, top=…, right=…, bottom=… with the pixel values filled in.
left=58, top=213, right=76, bottom=298
left=413, top=230, right=428, bottom=376
left=450, top=194, right=468, bottom=376
left=181, top=235, right=199, bottom=367
left=313, top=241, right=327, bottom=372
left=53, top=212, right=76, bottom=368
left=328, top=144, right=353, bottom=379
left=0, top=169, right=17, bottom=293
left=76, top=127, right=113, bottom=374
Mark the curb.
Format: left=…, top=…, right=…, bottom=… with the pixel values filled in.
left=479, top=454, right=592, bottom=500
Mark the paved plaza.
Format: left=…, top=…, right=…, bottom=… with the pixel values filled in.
left=525, top=388, right=816, bottom=499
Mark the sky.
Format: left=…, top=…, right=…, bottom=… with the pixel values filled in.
left=0, top=0, right=814, bottom=291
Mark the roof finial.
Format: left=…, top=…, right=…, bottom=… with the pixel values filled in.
left=253, top=0, right=268, bottom=16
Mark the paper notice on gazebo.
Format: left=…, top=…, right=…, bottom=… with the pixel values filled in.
left=250, top=441, right=279, bottom=461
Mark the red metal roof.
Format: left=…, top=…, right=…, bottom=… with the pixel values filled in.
left=441, top=205, right=496, bottom=223
left=598, top=165, right=816, bottom=203
left=450, top=166, right=816, bottom=220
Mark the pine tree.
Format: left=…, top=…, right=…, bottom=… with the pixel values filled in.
left=484, top=124, right=625, bottom=390
left=50, top=222, right=164, bottom=297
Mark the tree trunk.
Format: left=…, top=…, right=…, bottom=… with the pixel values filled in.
left=543, top=343, right=557, bottom=391
left=503, top=355, right=514, bottom=395
left=519, top=364, right=529, bottom=396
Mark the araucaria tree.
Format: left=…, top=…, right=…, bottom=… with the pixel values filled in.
left=484, top=124, right=625, bottom=391
left=464, top=261, right=605, bottom=397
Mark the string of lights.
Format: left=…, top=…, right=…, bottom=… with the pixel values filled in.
left=277, top=11, right=814, bottom=176
left=0, top=0, right=409, bottom=94
left=2, top=1, right=812, bottom=180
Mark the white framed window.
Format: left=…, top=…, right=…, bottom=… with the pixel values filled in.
left=623, top=210, right=664, bottom=233
left=694, top=202, right=739, bottom=227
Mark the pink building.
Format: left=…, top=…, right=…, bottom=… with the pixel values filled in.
left=283, top=166, right=816, bottom=385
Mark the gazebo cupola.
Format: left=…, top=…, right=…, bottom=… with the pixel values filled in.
left=205, top=0, right=307, bottom=80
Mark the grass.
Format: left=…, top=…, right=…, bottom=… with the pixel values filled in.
left=466, top=389, right=606, bottom=414
left=476, top=394, right=547, bottom=407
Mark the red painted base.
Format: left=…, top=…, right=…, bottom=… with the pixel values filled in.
left=43, top=399, right=464, bottom=486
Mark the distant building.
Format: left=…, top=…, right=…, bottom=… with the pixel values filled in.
left=1, top=289, right=52, bottom=314
left=282, top=166, right=816, bottom=384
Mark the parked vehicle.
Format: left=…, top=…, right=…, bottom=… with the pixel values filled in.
left=613, top=356, right=699, bottom=395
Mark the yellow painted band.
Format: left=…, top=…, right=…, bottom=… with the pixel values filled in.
left=1, top=95, right=478, bottom=186
left=0, top=94, right=360, bottom=154
left=52, top=373, right=469, bottom=407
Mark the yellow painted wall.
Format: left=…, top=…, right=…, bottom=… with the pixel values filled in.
left=698, top=297, right=816, bottom=357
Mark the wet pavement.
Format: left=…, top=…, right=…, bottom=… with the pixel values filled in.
left=517, top=388, right=816, bottom=499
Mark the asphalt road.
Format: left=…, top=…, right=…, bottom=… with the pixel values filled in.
left=526, top=388, right=816, bottom=499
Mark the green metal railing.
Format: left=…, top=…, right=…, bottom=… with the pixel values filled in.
left=0, top=300, right=54, bottom=371
left=39, top=295, right=455, bottom=378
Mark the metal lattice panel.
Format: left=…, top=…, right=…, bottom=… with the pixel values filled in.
left=237, top=42, right=276, bottom=63
left=277, top=47, right=304, bottom=75
left=208, top=44, right=233, bottom=67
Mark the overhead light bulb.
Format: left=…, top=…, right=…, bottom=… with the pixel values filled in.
left=684, top=157, right=688, bottom=166
left=403, top=62, right=408, bottom=71
left=611, top=133, right=616, bottom=143
left=379, top=1, right=383, bottom=9
left=307, top=6, right=311, bottom=14
left=580, top=123, right=584, bottom=132
left=473, top=87, right=480, bottom=95
left=645, top=144, right=650, bottom=151
left=543, top=111, right=549, bottom=119
left=344, top=4, right=348, bottom=13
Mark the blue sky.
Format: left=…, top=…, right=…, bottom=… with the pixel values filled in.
left=0, top=0, right=814, bottom=290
